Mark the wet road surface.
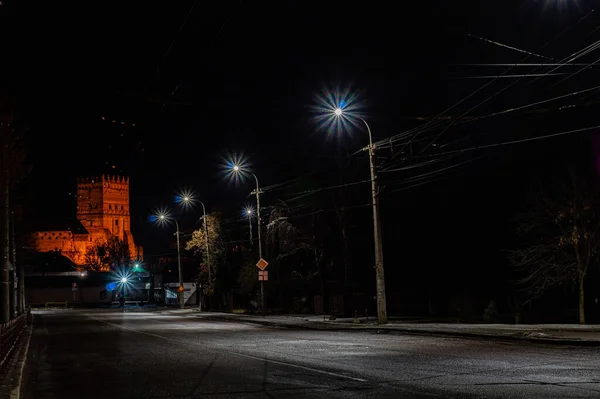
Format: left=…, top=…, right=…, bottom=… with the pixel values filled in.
left=22, top=309, right=600, bottom=398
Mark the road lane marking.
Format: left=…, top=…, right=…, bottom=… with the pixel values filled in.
left=88, top=315, right=367, bottom=382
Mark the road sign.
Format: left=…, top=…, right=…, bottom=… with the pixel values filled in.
left=72, top=282, right=78, bottom=292
left=256, top=258, right=269, bottom=270
left=258, top=270, right=268, bottom=281
left=177, top=284, right=185, bottom=293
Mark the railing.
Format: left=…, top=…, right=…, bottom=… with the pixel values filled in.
left=45, top=301, right=68, bottom=309
left=0, top=308, right=31, bottom=372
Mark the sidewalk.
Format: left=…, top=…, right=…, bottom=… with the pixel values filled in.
left=157, top=308, right=600, bottom=346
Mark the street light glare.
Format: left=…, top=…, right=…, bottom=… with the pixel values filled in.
left=183, top=196, right=189, bottom=202
left=311, top=87, right=365, bottom=134
left=120, top=277, right=128, bottom=283
left=233, top=165, right=240, bottom=172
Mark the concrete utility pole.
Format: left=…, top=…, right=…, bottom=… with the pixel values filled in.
left=231, top=166, right=266, bottom=316
left=250, top=175, right=265, bottom=316
left=364, top=119, right=387, bottom=325
left=0, top=142, right=10, bottom=323
left=11, top=208, right=19, bottom=316
left=332, top=107, right=387, bottom=324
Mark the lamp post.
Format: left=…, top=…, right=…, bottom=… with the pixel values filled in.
left=333, top=107, right=387, bottom=324
left=232, top=165, right=265, bottom=315
left=180, top=195, right=210, bottom=310
left=120, top=276, right=127, bottom=308
left=244, top=208, right=253, bottom=244
left=181, top=196, right=211, bottom=283
left=158, top=214, right=184, bottom=309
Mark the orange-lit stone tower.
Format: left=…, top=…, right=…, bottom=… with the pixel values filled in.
left=32, top=175, right=142, bottom=267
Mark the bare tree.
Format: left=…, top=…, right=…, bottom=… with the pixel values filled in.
left=509, top=171, right=599, bottom=324
left=84, top=237, right=131, bottom=271
left=266, top=201, right=311, bottom=262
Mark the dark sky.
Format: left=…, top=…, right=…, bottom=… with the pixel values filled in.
left=5, top=0, right=600, bottom=299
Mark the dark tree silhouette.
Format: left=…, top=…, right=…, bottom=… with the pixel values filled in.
left=509, top=171, right=600, bottom=324
left=84, top=237, right=131, bottom=271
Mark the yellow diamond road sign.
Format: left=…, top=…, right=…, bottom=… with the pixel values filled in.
left=256, top=258, right=269, bottom=270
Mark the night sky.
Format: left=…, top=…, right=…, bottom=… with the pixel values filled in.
left=5, top=1, right=600, bottom=308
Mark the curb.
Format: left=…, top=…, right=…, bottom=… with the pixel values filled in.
left=0, top=317, right=33, bottom=399
left=198, top=315, right=600, bottom=347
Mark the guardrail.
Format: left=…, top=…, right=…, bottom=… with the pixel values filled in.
left=0, top=308, right=31, bottom=372
left=45, top=302, right=68, bottom=309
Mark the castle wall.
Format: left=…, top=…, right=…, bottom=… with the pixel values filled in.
left=32, top=174, right=142, bottom=267
left=32, top=231, right=91, bottom=264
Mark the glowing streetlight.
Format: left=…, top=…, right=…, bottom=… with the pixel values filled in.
left=120, top=277, right=128, bottom=283
left=176, top=191, right=211, bottom=306
left=152, top=212, right=184, bottom=309
left=231, top=164, right=265, bottom=315
left=331, top=102, right=388, bottom=324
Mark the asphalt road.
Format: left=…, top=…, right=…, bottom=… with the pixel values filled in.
left=22, top=309, right=600, bottom=399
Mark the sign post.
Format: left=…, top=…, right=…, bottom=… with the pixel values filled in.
left=256, top=258, right=269, bottom=314
left=72, top=282, right=78, bottom=302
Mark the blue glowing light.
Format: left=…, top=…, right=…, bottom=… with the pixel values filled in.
left=148, top=215, right=158, bottom=223
left=106, top=282, right=117, bottom=291
left=339, top=99, right=347, bottom=109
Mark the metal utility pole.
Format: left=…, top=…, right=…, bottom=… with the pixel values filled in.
left=199, top=202, right=211, bottom=284
left=198, top=201, right=210, bottom=311
left=248, top=214, right=253, bottom=243
left=174, top=219, right=184, bottom=309
left=120, top=280, right=125, bottom=307
left=362, top=119, right=387, bottom=325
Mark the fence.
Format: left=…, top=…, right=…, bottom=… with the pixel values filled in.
left=0, top=308, right=31, bottom=373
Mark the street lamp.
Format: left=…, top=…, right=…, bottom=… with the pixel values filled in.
left=244, top=207, right=254, bottom=243
left=119, top=276, right=128, bottom=307
left=333, top=106, right=388, bottom=324
left=178, top=194, right=211, bottom=283
left=178, top=193, right=211, bottom=311
left=155, top=213, right=185, bottom=309
left=231, top=164, right=265, bottom=315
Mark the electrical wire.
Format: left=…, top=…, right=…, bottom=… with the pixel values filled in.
left=467, top=34, right=558, bottom=61
left=425, top=125, right=600, bottom=157
left=283, top=179, right=371, bottom=202
left=160, top=0, right=245, bottom=111
left=155, top=0, right=200, bottom=80
left=377, top=7, right=596, bottom=155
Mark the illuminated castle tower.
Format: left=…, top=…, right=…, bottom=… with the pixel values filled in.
left=75, top=175, right=141, bottom=260
left=77, top=175, right=131, bottom=239
left=32, top=175, right=142, bottom=266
